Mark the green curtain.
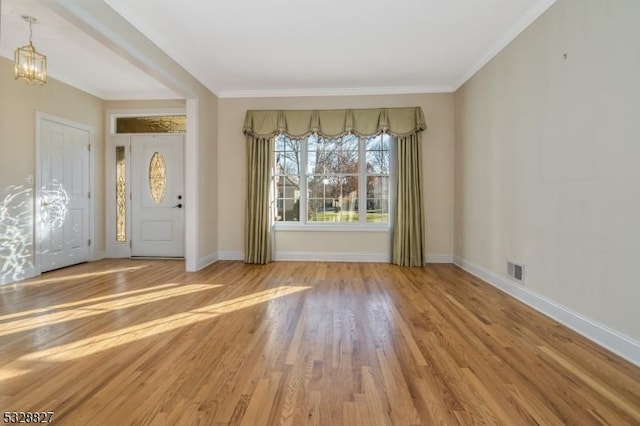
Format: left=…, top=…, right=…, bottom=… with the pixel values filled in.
left=244, top=135, right=273, bottom=264
left=243, top=107, right=426, bottom=138
left=393, top=133, right=425, bottom=266
left=243, top=107, right=426, bottom=266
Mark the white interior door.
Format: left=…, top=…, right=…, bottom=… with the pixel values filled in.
left=131, top=135, right=184, bottom=257
left=40, top=117, right=90, bottom=272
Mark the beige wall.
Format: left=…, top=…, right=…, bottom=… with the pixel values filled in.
left=218, top=94, right=454, bottom=259
left=0, top=56, right=105, bottom=280
left=104, top=100, right=185, bottom=110
left=454, top=0, right=640, bottom=340
left=197, top=93, right=219, bottom=261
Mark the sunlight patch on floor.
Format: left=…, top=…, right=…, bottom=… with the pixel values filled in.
left=0, top=284, right=222, bottom=337
left=15, top=265, right=151, bottom=287
left=21, top=285, right=311, bottom=362
left=0, top=282, right=181, bottom=321
left=0, top=367, right=31, bottom=382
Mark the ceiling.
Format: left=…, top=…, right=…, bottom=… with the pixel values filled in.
left=0, top=0, right=556, bottom=100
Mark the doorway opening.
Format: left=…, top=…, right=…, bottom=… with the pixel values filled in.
left=107, top=110, right=186, bottom=259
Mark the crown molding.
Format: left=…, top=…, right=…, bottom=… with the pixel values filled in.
left=453, top=0, right=557, bottom=90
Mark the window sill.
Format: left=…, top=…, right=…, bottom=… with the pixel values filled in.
left=273, top=223, right=390, bottom=232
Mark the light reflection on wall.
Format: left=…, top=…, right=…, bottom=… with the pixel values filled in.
left=41, top=182, right=69, bottom=230
left=0, top=185, right=34, bottom=283
left=1, top=181, right=70, bottom=285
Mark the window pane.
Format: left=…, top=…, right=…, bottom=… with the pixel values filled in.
left=276, top=198, right=300, bottom=221
left=341, top=134, right=359, bottom=151
left=365, top=134, right=390, bottom=174
left=365, top=150, right=389, bottom=174
left=116, top=115, right=186, bottom=134
left=275, top=173, right=300, bottom=222
left=365, top=134, right=390, bottom=151
left=149, top=152, right=166, bottom=204
left=275, top=138, right=300, bottom=175
left=366, top=199, right=389, bottom=223
left=275, top=155, right=298, bottom=175
left=366, top=176, right=389, bottom=223
left=337, top=149, right=359, bottom=173
left=308, top=175, right=358, bottom=223
left=312, top=135, right=360, bottom=175
left=116, top=146, right=126, bottom=242
left=366, top=176, right=389, bottom=199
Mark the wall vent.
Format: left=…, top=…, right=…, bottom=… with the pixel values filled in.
left=507, top=261, right=525, bottom=284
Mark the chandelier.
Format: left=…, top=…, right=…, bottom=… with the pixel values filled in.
left=14, top=15, right=47, bottom=85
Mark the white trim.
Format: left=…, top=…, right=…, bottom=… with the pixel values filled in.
left=453, top=256, right=640, bottom=367
left=453, top=0, right=557, bottom=90
left=425, top=254, right=454, bottom=263
left=197, top=252, right=219, bottom=270
left=275, top=251, right=390, bottom=262
left=218, top=251, right=450, bottom=264
left=184, top=99, right=199, bottom=271
left=218, top=251, right=244, bottom=261
left=273, top=224, right=390, bottom=233
left=218, top=85, right=454, bottom=99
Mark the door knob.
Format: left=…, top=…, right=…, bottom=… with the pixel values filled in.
left=173, top=203, right=183, bottom=208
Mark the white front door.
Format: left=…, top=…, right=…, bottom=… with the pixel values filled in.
left=39, top=117, right=91, bottom=272
left=131, top=135, right=184, bottom=257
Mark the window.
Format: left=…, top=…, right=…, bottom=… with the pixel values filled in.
left=115, top=115, right=186, bottom=134
left=115, top=146, right=126, bottom=242
left=274, top=133, right=392, bottom=226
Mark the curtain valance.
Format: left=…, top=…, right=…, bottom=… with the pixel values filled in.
left=243, top=107, right=426, bottom=139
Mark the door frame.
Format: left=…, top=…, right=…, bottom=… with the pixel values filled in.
left=35, top=111, right=96, bottom=275
left=105, top=108, right=186, bottom=259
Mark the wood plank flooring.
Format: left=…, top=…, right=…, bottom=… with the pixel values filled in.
left=1, top=259, right=639, bottom=425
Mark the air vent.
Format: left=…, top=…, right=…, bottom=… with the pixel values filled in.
left=507, top=261, right=525, bottom=284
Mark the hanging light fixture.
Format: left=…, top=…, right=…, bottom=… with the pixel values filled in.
left=14, top=15, right=47, bottom=85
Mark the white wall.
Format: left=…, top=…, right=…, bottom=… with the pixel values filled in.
left=218, top=94, right=454, bottom=261
left=454, top=0, right=640, bottom=346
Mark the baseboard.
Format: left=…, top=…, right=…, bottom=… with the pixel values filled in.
left=425, top=254, right=454, bottom=263
left=453, top=256, right=640, bottom=367
left=218, top=251, right=453, bottom=264
left=218, top=251, right=244, bottom=261
left=197, top=252, right=219, bottom=270
left=275, top=251, right=390, bottom=262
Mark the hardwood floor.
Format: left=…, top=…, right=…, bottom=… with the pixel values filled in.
left=1, top=260, right=639, bottom=425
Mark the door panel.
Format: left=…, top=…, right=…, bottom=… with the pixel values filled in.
left=131, top=135, right=184, bottom=257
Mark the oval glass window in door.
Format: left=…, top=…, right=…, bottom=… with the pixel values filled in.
left=149, top=152, right=166, bottom=204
